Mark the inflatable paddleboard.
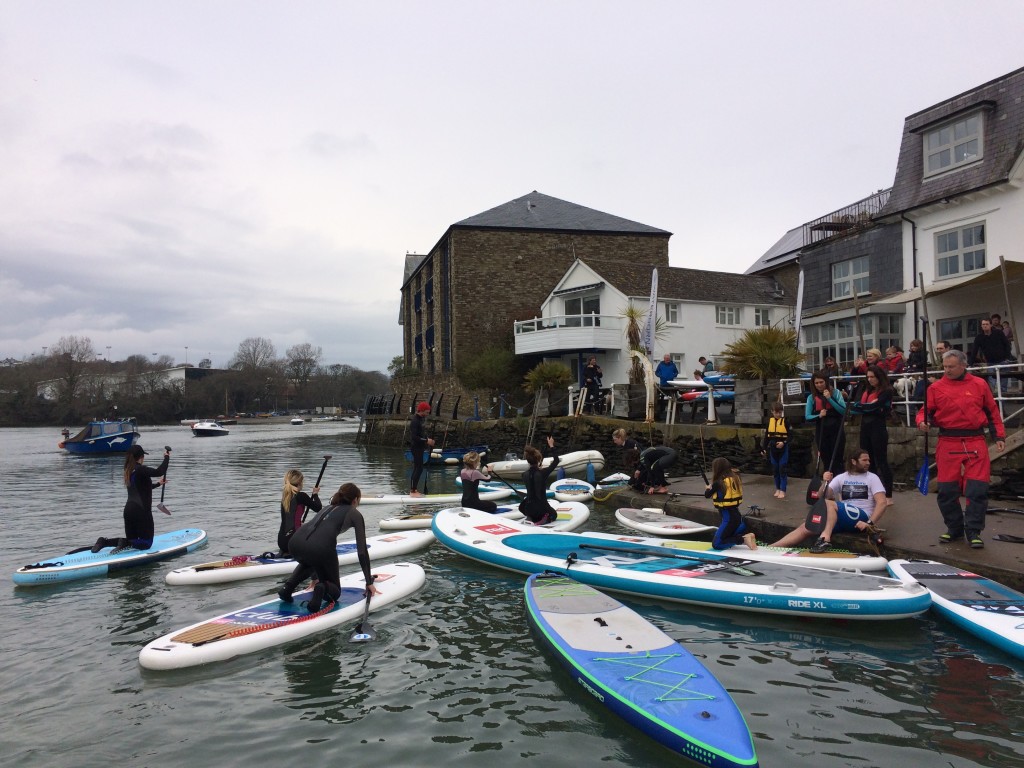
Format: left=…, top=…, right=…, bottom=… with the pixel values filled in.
left=605, top=523, right=887, bottom=571
left=455, top=476, right=552, bottom=498
left=488, top=450, right=605, bottom=476
left=596, top=472, right=630, bottom=489
left=615, top=508, right=717, bottom=537
left=165, top=529, right=435, bottom=585
left=432, top=508, right=928, bottom=620
left=550, top=478, right=595, bottom=502
left=381, top=502, right=591, bottom=532
left=887, top=559, right=1024, bottom=661
left=13, top=529, right=208, bottom=586
left=139, top=561, right=425, bottom=670
left=525, top=573, right=757, bottom=767
left=359, top=487, right=512, bottom=506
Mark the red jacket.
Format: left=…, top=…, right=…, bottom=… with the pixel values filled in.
left=916, top=372, right=1005, bottom=440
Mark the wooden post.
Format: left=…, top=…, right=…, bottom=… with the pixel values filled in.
left=1000, top=255, right=1018, bottom=358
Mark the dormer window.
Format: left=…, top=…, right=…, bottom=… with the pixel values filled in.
left=924, top=112, right=982, bottom=176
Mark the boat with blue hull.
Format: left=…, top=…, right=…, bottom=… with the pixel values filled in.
left=525, top=573, right=757, bottom=767
left=59, top=418, right=140, bottom=454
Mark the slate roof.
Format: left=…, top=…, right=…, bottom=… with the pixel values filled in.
left=582, top=258, right=794, bottom=307
left=880, top=66, right=1024, bottom=216
left=454, top=191, right=671, bottom=235
left=744, top=225, right=804, bottom=274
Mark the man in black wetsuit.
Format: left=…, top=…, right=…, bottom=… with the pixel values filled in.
left=409, top=401, right=435, bottom=497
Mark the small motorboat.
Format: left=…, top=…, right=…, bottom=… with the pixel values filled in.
left=191, top=420, right=229, bottom=437
left=59, top=418, right=140, bottom=454
left=290, top=417, right=305, bottom=425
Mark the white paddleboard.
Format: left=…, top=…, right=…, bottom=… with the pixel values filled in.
left=165, top=529, right=435, bottom=585
left=488, top=450, right=605, bottom=476
left=139, top=561, right=425, bottom=670
left=379, top=504, right=521, bottom=531
left=614, top=507, right=716, bottom=537
left=380, top=501, right=590, bottom=532
left=359, top=487, right=512, bottom=506
left=550, top=477, right=595, bottom=502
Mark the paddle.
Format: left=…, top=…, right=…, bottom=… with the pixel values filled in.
left=915, top=376, right=930, bottom=495
left=301, top=454, right=333, bottom=523
left=578, top=542, right=761, bottom=577
left=483, top=466, right=526, bottom=497
left=349, top=578, right=377, bottom=643
left=156, top=446, right=172, bottom=515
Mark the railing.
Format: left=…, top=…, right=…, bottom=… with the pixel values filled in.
left=779, top=361, right=1024, bottom=426
left=802, top=188, right=892, bottom=246
left=514, top=314, right=621, bottom=333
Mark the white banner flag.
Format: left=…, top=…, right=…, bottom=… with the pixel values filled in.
left=642, top=268, right=658, bottom=356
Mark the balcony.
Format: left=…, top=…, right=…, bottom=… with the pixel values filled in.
left=803, top=188, right=892, bottom=246
left=514, top=314, right=624, bottom=355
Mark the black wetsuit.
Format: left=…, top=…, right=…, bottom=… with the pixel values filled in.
left=460, top=468, right=498, bottom=513
left=122, top=455, right=169, bottom=549
left=280, top=503, right=372, bottom=607
left=520, top=453, right=559, bottom=524
left=409, top=413, right=430, bottom=493
left=277, top=491, right=322, bottom=555
left=633, top=447, right=677, bottom=490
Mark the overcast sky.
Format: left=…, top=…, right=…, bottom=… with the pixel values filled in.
left=2, top=2, right=1022, bottom=372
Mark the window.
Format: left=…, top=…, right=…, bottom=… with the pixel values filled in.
left=938, top=314, right=984, bottom=357
left=754, top=308, right=771, bottom=327
left=563, top=295, right=601, bottom=327
left=831, top=256, right=869, bottom=300
left=716, top=306, right=741, bottom=325
left=924, top=113, right=982, bottom=176
left=936, top=222, right=985, bottom=278
left=664, top=303, right=679, bottom=324
left=803, top=314, right=902, bottom=369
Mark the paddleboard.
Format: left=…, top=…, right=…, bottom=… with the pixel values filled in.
left=604, top=523, right=887, bottom=571
left=381, top=502, right=591, bottom=532
left=13, top=529, right=208, bottom=586
left=165, top=529, right=435, bottom=585
left=550, top=477, right=595, bottom=502
left=431, top=508, right=929, bottom=620
left=615, top=508, right=717, bottom=537
left=488, top=450, right=605, bottom=476
left=359, top=487, right=513, bottom=506
left=525, top=572, right=757, bottom=767
left=887, top=559, right=1024, bottom=661
left=596, top=472, right=630, bottom=489
left=455, top=476, right=552, bottom=498
left=139, top=561, right=426, bottom=670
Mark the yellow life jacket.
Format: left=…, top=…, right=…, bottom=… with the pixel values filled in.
left=767, top=416, right=788, bottom=441
left=712, top=475, right=743, bottom=508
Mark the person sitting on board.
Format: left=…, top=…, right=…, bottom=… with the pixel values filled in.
left=409, top=401, right=435, bottom=497
left=623, top=445, right=677, bottom=494
left=277, top=483, right=380, bottom=612
left=519, top=436, right=560, bottom=525
left=704, top=457, right=757, bottom=551
left=916, top=348, right=1005, bottom=549
left=770, top=449, right=888, bottom=554
left=761, top=401, right=789, bottom=499
left=276, top=469, right=322, bottom=557
left=460, top=450, right=498, bottom=513
left=91, top=445, right=169, bottom=553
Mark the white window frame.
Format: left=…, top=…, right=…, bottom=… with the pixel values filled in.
left=831, top=256, right=870, bottom=301
left=664, top=302, right=679, bottom=325
left=936, top=222, right=986, bottom=280
left=716, top=305, right=741, bottom=326
left=754, top=307, right=771, bottom=327
left=924, top=112, right=983, bottom=177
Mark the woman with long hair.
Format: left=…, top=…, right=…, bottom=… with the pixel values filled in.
left=703, top=457, right=757, bottom=551
left=91, top=445, right=169, bottom=552
left=520, top=436, right=560, bottom=525
left=278, top=483, right=379, bottom=613
left=277, top=469, right=322, bottom=556
left=460, top=451, right=498, bottom=513
left=805, top=370, right=847, bottom=474
left=852, top=364, right=895, bottom=503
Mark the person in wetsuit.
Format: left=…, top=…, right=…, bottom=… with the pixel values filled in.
left=276, top=468, right=322, bottom=556
left=277, top=483, right=379, bottom=613
left=519, top=436, right=559, bottom=525
left=624, top=445, right=677, bottom=494
left=460, top=451, right=498, bottom=513
left=409, top=401, right=435, bottom=497
left=91, top=445, right=169, bottom=552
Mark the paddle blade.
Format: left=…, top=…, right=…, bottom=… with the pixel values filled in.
left=349, top=621, right=376, bottom=643
left=915, top=462, right=929, bottom=495
left=156, top=503, right=172, bottom=516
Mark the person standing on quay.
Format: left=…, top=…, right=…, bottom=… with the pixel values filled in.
left=409, top=401, right=435, bottom=497
left=916, top=349, right=1005, bottom=549
left=805, top=371, right=847, bottom=474
left=851, top=365, right=895, bottom=505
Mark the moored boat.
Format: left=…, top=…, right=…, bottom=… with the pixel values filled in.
left=191, top=420, right=229, bottom=437
left=59, top=418, right=140, bottom=454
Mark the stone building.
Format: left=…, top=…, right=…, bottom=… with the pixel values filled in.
left=398, top=191, right=670, bottom=404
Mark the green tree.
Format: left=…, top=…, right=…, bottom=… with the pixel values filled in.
left=718, top=327, right=806, bottom=380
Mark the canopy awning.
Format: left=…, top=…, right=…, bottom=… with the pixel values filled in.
left=870, top=258, right=1024, bottom=305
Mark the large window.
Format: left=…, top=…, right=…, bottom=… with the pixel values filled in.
left=716, top=306, right=741, bottom=325
left=831, top=256, right=869, bottom=300
left=924, top=113, right=982, bottom=176
left=936, top=222, right=986, bottom=278
left=664, top=303, right=679, bottom=324
left=563, top=295, right=601, bottom=327
left=803, top=314, right=902, bottom=369
left=937, top=314, right=984, bottom=358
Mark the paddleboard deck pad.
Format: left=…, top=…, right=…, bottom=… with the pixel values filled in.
left=140, top=561, right=425, bottom=669
left=526, top=573, right=757, bottom=767
left=888, top=559, right=1024, bottom=661
left=432, top=508, right=928, bottom=620
left=165, top=529, right=435, bottom=585
left=13, top=529, right=208, bottom=586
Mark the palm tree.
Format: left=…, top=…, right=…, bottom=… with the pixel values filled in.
left=719, top=327, right=806, bottom=380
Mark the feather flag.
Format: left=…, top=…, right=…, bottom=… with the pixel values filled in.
left=641, top=268, right=658, bottom=356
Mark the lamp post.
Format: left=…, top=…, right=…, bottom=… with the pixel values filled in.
left=185, top=346, right=189, bottom=366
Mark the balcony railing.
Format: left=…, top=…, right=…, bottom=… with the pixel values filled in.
left=803, top=188, right=892, bottom=246
left=514, top=314, right=624, bottom=355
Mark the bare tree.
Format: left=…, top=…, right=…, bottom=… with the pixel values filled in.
left=286, top=343, right=322, bottom=404
left=230, top=337, right=277, bottom=371
left=49, top=335, right=96, bottom=408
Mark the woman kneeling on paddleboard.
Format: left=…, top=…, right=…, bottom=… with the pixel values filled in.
left=91, top=445, right=169, bottom=552
left=278, top=483, right=379, bottom=612
left=520, top=437, right=559, bottom=525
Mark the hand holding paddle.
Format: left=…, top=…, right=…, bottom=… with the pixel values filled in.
left=157, top=445, right=172, bottom=515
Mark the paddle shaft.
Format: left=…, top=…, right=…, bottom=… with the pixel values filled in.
left=156, top=445, right=172, bottom=515
left=301, top=454, right=333, bottom=523
left=350, top=577, right=377, bottom=642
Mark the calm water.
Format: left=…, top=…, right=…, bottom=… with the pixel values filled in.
left=3, top=424, right=1024, bottom=768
